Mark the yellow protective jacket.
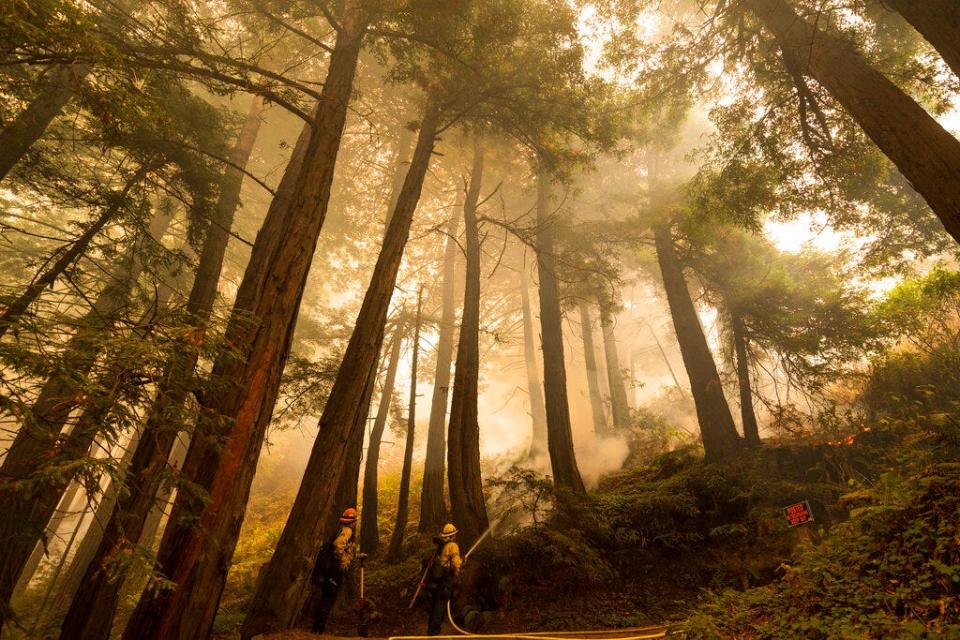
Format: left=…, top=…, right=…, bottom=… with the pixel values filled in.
left=332, top=524, right=357, bottom=572
left=438, top=540, right=462, bottom=578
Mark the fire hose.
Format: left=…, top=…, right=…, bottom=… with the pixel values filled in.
left=399, top=521, right=674, bottom=639
left=442, top=601, right=672, bottom=639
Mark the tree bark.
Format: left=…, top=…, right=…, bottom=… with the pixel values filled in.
left=578, top=303, right=608, bottom=435
left=418, top=215, right=459, bottom=534
left=0, top=206, right=172, bottom=626
left=533, top=171, right=586, bottom=495
left=887, top=0, right=960, bottom=81
left=386, top=125, right=416, bottom=215
left=520, top=264, right=548, bottom=459
left=653, top=224, right=742, bottom=462
left=239, top=95, right=440, bottom=639
left=447, top=138, right=490, bottom=548
left=357, top=118, right=421, bottom=553
left=597, top=299, right=631, bottom=430
left=131, top=433, right=189, bottom=562
left=745, top=0, right=960, bottom=245
left=12, top=481, right=83, bottom=599
left=59, top=94, right=266, bottom=640
left=0, top=63, right=90, bottom=182
left=358, top=328, right=403, bottom=556
left=121, top=8, right=369, bottom=635
left=0, top=164, right=152, bottom=340
left=50, top=428, right=143, bottom=618
left=387, top=291, right=422, bottom=562
left=19, top=258, right=178, bottom=626
left=730, top=312, right=760, bottom=447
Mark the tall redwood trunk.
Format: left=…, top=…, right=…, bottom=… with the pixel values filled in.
left=533, top=171, right=586, bottom=495
left=653, top=224, right=741, bottom=462
left=386, top=125, right=416, bottom=214
left=59, top=94, right=266, bottom=640
left=745, top=0, right=960, bottom=245
left=0, top=206, right=172, bottom=626
left=358, top=120, right=421, bottom=552
left=520, top=264, right=548, bottom=459
left=447, top=138, right=490, bottom=548
left=887, top=0, right=960, bottom=80
left=240, top=96, right=441, bottom=639
left=418, top=215, right=459, bottom=534
left=578, top=303, right=608, bottom=435
left=12, top=481, right=83, bottom=599
left=597, top=299, right=631, bottom=430
left=387, top=291, right=422, bottom=562
left=50, top=428, right=143, bottom=618
left=17, top=257, right=178, bottom=625
left=359, top=328, right=403, bottom=556
left=730, top=312, right=760, bottom=447
left=121, top=8, right=369, bottom=636
left=128, top=434, right=189, bottom=573
left=0, top=63, right=90, bottom=182
left=0, top=164, right=152, bottom=340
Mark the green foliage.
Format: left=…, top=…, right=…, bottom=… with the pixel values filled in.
left=869, top=266, right=960, bottom=412
left=682, top=462, right=960, bottom=639
left=690, top=226, right=878, bottom=391
left=680, top=354, right=960, bottom=639
left=592, top=446, right=846, bottom=552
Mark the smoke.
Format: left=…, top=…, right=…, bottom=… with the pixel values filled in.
left=574, top=432, right=630, bottom=489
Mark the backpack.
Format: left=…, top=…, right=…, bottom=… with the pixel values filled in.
left=427, top=543, right=451, bottom=583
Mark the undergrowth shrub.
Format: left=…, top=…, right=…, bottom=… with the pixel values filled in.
left=682, top=462, right=960, bottom=639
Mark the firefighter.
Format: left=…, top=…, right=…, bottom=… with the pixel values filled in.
left=306, top=507, right=360, bottom=633
left=426, top=523, right=462, bottom=635
left=332, top=507, right=359, bottom=573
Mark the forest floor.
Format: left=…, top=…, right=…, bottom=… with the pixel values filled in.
left=303, top=438, right=876, bottom=640
left=221, top=417, right=959, bottom=640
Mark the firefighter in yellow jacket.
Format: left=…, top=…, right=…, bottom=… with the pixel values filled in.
left=307, top=508, right=359, bottom=633
left=426, top=523, right=462, bottom=635
left=332, top=510, right=358, bottom=572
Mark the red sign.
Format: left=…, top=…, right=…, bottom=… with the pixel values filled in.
left=784, top=501, right=814, bottom=527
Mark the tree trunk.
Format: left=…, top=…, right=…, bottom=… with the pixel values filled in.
left=12, top=481, right=83, bottom=599
left=533, top=171, right=586, bottom=495
left=132, top=433, right=189, bottom=562
left=58, top=94, right=266, bottom=640
left=446, top=138, right=490, bottom=549
left=520, top=264, right=548, bottom=459
left=386, top=125, right=416, bottom=215
left=418, top=215, right=459, bottom=534
left=746, top=0, right=960, bottom=245
left=0, top=63, right=90, bottom=182
left=359, top=328, right=403, bottom=556
left=0, top=164, right=152, bottom=340
left=730, top=312, right=760, bottom=447
left=653, top=224, right=742, bottom=462
left=888, top=0, right=960, bottom=80
left=238, top=95, right=440, bottom=639
left=357, top=118, right=421, bottom=553
left=0, top=206, right=172, bottom=626
left=578, top=303, right=608, bottom=436
left=597, top=299, right=631, bottom=430
left=50, top=428, right=143, bottom=619
left=30, top=491, right=92, bottom=630
left=387, top=291, right=422, bottom=562
left=120, top=14, right=369, bottom=636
